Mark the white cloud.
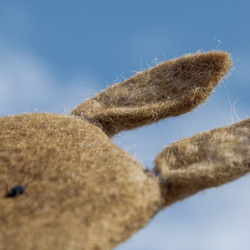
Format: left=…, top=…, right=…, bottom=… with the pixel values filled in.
left=0, top=41, right=100, bottom=115
left=0, top=42, right=51, bottom=114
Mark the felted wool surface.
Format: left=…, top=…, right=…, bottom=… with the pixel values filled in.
left=155, top=117, right=250, bottom=206
left=72, top=51, right=232, bottom=137
left=2, top=115, right=250, bottom=250
left=0, top=113, right=162, bottom=250
left=1, top=50, right=247, bottom=250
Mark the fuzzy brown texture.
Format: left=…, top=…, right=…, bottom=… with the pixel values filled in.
left=0, top=51, right=244, bottom=250
left=0, top=113, right=162, bottom=250
left=72, top=51, right=232, bottom=137
left=155, top=118, right=250, bottom=206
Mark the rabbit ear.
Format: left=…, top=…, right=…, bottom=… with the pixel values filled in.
left=155, top=118, right=250, bottom=207
left=71, top=51, right=232, bottom=137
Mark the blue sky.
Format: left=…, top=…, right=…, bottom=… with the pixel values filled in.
left=1, top=1, right=250, bottom=249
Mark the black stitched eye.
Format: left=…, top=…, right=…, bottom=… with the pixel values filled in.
left=6, top=185, right=25, bottom=198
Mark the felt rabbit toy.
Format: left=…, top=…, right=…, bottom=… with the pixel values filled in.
left=1, top=51, right=250, bottom=250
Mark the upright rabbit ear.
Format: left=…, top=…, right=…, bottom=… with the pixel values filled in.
left=71, top=51, right=232, bottom=137
left=155, top=118, right=250, bottom=207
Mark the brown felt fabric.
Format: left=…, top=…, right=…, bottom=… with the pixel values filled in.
left=1, top=51, right=247, bottom=250
left=0, top=113, right=162, bottom=250
left=72, top=51, right=232, bottom=137
left=155, top=118, right=250, bottom=206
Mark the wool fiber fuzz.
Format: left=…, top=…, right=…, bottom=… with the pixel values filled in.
left=1, top=51, right=249, bottom=250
